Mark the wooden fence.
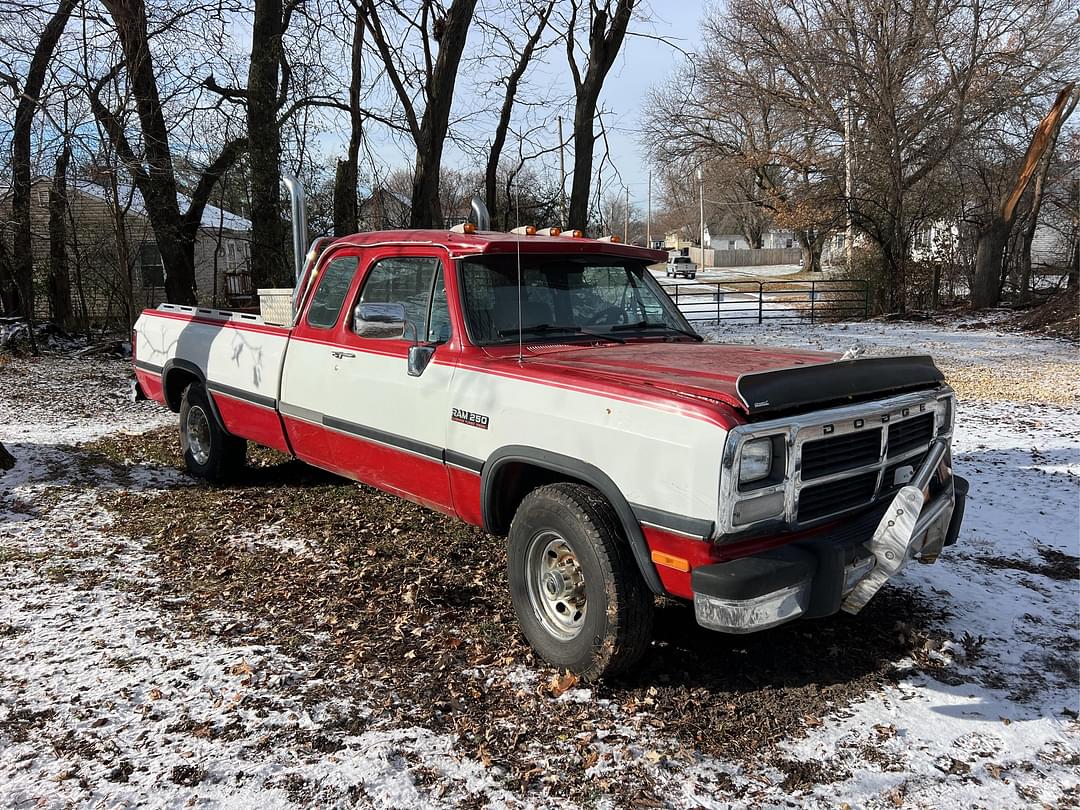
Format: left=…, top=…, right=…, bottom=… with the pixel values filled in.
left=686, top=247, right=803, bottom=268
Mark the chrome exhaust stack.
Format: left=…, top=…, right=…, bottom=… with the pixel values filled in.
left=282, top=173, right=308, bottom=282
left=470, top=196, right=491, bottom=231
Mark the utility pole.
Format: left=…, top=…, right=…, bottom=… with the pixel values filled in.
left=647, top=170, right=652, bottom=248
left=624, top=187, right=629, bottom=243
left=558, top=116, right=567, bottom=228
left=844, top=93, right=854, bottom=272
left=697, top=166, right=705, bottom=270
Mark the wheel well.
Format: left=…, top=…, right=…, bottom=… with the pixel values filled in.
left=163, top=368, right=200, bottom=412
left=486, top=461, right=569, bottom=536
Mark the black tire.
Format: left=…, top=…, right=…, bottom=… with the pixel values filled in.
left=688, top=272, right=696, bottom=279
left=178, top=383, right=246, bottom=483
left=507, top=483, right=654, bottom=680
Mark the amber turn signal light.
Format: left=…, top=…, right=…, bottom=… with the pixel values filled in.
left=650, top=550, right=690, bottom=572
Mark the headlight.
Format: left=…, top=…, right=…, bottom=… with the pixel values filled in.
left=935, top=397, right=953, bottom=435
left=739, top=438, right=773, bottom=485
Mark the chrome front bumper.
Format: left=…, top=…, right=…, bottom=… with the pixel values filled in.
left=693, top=438, right=963, bottom=634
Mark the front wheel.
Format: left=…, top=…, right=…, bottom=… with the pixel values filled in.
left=507, top=483, right=654, bottom=680
left=179, top=383, right=246, bottom=482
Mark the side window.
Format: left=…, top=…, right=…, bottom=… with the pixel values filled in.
left=357, top=256, right=442, bottom=340
left=427, top=267, right=452, bottom=343
left=307, top=256, right=359, bottom=329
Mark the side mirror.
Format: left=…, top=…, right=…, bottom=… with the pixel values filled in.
left=408, top=344, right=436, bottom=377
left=353, top=302, right=406, bottom=339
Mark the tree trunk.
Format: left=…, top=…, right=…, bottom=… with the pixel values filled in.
left=10, top=0, right=77, bottom=346
left=567, top=94, right=599, bottom=229
left=0, top=236, right=16, bottom=315
left=333, top=5, right=365, bottom=237
left=971, top=220, right=1011, bottom=309
left=47, top=145, right=76, bottom=330
left=566, top=0, right=634, bottom=231
left=484, top=2, right=554, bottom=224
left=248, top=0, right=289, bottom=287
left=98, top=0, right=202, bottom=305
left=408, top=0, right=477, bottom=228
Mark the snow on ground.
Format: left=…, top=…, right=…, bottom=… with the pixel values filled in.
left=1, top=325, right=1079, bottom=807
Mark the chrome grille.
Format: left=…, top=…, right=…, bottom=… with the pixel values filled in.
left=718, top=389, right=954, bottom=538
left=797, top=471, right=879, bottom=522
left=801, top=428, right=882, bottom=481
left=887, top=413, right=934, bottom=458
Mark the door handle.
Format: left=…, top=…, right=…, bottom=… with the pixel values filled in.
left=331, top=350, right=356, bottom=359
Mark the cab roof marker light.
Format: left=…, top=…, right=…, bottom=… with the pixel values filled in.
left=560, top=229, right=585, bottom=238
left=541, top=227, right=561, bottom=237
left=510, top=225, right=537, bottom=236
left=451, top=222, right=476, bottom=234
left=597, top=235, right=621, bottom=243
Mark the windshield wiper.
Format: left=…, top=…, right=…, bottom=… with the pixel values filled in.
left=610, top=320, right=704, bottom=341
left=496, top=323, right=625, bottom=344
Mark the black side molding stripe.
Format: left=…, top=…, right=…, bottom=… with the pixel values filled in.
left=206, top=381, right=277, bottom=410
left=278, top=401, right=485, bottom=471
left=323, top=415, right=444, bottom=462
left=630, top=503, right=714, bottom=539
left=444, top=450, right=484, bottom=473
left=134, top=359, right=163, bottom=374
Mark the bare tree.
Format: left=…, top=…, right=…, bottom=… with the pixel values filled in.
left=970, top=83, right=1077, bottom=308
left=482, top=0, right=556, bottom=224
left=564, top=0, right=634, bottom=229
left=333, top=0, right=366, bottom=236
left=650, top=0, right=1074, bottom=311
left=47, top=142, right=75, bottom=329
left=246, top=0, right=291, bottom=284
left=2, top=0, right=77, bottom=340
left=91, top=0, right=247, bottom=304
left=363, top=0, right=478, bottom=228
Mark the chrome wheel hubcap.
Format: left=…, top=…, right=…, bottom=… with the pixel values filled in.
left=185, top=405, right=212, bottom=465
left=525, top=531, right=587, bottom=640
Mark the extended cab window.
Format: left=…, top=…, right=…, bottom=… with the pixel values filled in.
left=307, top=256, right=359, bottom=329
left=357, top=257, right=450, bottom=342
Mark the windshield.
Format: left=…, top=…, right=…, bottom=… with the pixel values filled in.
left=458, top=255, right=697, bottom=345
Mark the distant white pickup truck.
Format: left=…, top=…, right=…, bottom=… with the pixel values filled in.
left=666, top=255, right=697, bottom=279
left=133, top=211, right=968, bottom=679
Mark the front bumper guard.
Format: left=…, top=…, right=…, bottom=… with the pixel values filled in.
left=693, top=438, right=963, bottom=634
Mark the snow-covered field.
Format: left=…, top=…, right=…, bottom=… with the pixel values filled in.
left=1, top=322, right=1078, bottom=808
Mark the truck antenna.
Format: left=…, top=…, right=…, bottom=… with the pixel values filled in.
left=516, top=225, right=524, bottom=365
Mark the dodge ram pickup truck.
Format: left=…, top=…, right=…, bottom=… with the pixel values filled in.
left=133, top=216, right=968, bottom=679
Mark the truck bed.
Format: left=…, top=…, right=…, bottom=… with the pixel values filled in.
left=133, top=303, right=294, bottom=453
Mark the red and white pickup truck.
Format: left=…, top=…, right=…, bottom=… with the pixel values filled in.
left=133, top=220, right=968, bottom=679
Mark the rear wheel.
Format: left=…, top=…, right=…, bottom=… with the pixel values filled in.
left=179, top=383, right=245, bottom=482
left=507, top=483, right=654, bottom=679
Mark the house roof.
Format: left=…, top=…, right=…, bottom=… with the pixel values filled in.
left=72, top=180, right=251, bottom=232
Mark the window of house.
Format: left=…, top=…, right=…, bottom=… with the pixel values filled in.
left=306, top=256, right=359, bottom=328
left=785, top=239, right=794, bottom=249
left=728, top=240, right=736, bottom=250
left=139, top=243, right=165, bottom=288
left=356, top=257, right=448, bottom=341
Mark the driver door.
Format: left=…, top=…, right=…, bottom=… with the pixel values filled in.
left=322, top=247, right=456, bottom=513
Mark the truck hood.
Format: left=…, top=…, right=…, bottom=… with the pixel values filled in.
left=518, top=342, right=838, bottom=413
